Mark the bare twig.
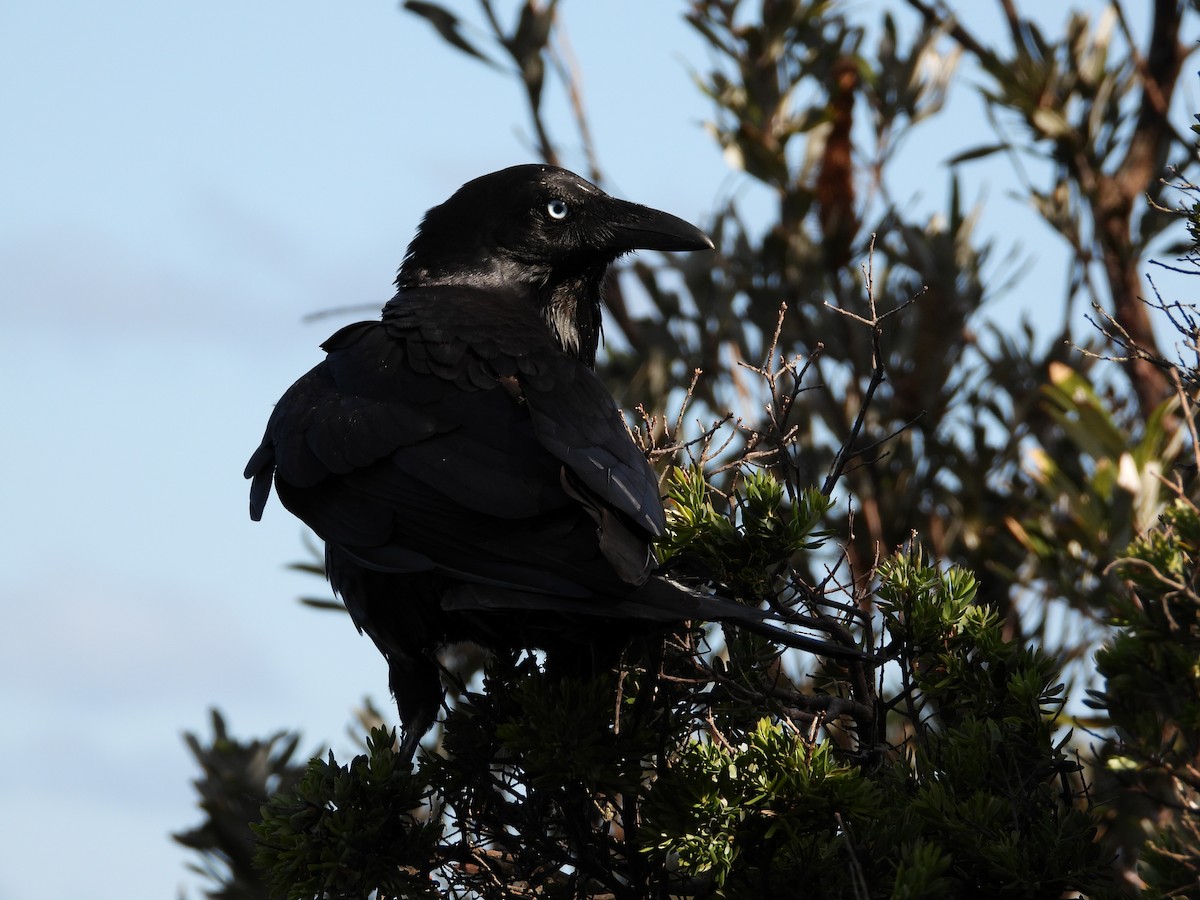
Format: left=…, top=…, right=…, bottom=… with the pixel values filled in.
left=821, top=239, right=924, bottom=495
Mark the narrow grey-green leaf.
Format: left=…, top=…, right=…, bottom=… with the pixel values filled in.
left=402, top=1, right=499, bottom=68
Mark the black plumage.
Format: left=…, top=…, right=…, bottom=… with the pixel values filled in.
left=246, top=164, right=856, bottom=757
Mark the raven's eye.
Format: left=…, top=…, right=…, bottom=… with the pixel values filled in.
left=546, top=199, right=570, bottom=220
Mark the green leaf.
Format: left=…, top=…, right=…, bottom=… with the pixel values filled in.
left=945, top=142, right=1010, bottom=165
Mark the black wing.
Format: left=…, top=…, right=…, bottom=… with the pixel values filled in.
left=245, top=286, right=663, bottom=599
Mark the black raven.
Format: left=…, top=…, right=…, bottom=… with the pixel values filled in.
left=247, top=164, right=856, bottom=756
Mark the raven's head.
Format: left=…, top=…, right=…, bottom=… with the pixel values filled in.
left=396, top=164, right=712, bottom=365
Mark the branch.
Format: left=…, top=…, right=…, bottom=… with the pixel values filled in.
left=821, top=241, right=923, bottom=495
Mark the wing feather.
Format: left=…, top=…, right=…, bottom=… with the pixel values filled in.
left=247, top=286, right=666, bottom=600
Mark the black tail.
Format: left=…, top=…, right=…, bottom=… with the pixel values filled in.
left=628, top=576, right=867, bottom=661
left=441, top=574, right=867, bottom=662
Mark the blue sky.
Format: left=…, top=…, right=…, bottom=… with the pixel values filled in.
left=1, top=2, right=1188, bottom=897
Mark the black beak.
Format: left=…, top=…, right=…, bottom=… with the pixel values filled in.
left=602, top=198, right=714, bottom=253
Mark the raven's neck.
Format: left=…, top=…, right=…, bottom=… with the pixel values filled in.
left=395, top=258, right=607, bottom=370
left=540, top=267, right=605, bottom=369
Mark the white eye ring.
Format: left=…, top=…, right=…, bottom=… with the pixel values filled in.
left=546, top=199, right=570, bottom=220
